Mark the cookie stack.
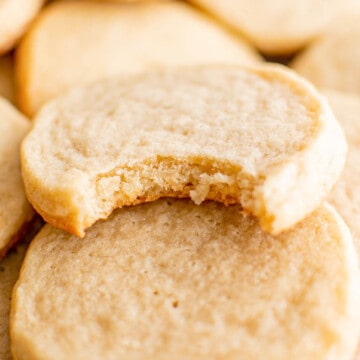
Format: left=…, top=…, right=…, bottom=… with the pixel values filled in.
left=1, top=1, right=360, bottom=359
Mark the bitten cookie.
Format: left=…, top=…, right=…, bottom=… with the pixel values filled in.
left=0, top=0, right=44, bottom=55
left=291, top=13, right=360, bottom=94
left=190, top=0, right=359, bottom=55
left=0, top=97, right=33, bottom=259
left=21, top=65, right=346, bottom=237
left=15, top=0, right=260, bottom=116
left=10, top=199, right=360, bottom=359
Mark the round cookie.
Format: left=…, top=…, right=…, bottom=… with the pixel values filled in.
left=325, top=91, right=360, bottom=262
left=0, top=97, right=33, bottom=259
left=15, top=0, right=260, bottom=117
left=323, top=91, right=360, bottom=360
left=10, top=199, right=360, bottom=359
left=0, top=243, right=28, bottom=360
left=0, top=55, right=15, bottom=103
left=291, top=13, right=360, bottom=94
left=21, top=65, right=347, bottom=237
left=190, top=0, right=359, bottom=55
left=0, top=0, right=45, bottom=55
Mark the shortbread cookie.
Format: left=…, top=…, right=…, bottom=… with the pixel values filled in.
left=0, top=243, right=28, bottom=360
left=0, top=0, right=44, bottom=55
left=0, top=55, right=15, bottom=103
left=0, top=215, right=42, bottom=360
left=322, top=92, right=360, bottom=360
left=190, top=0, right=359, bottom=55
left=291, top=13, right=360, bottom=94
left=15, top=0, right=260, bottom=117
left=10, top=199, right=360, bottom=359
left=21, top=65, right=346, bottom=237
left=325, top=91, right=360, bottom=262
left=0, top=98, right=33, bottom=258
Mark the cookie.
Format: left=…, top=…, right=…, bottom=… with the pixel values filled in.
left=21, top=65, right=346, bottom=237
left=190, top=0, right=359, bottom=55
left=10, top=199, right=360, bottom=359
left=0, top=243, right=28, bottom=360
left=321, top=91, right=360, bottom=358
left=0, top=0, right=44, bottom=55
left=0, top=214, right=43, bottom=360
left=291, top=13, right=360, bottom=94
left=15, top=0, right=260, bottom=116
left=0, top=55, right=15, bottom=103
left=325, top=91, right=360, bottom=262
left=0, top=97, right=33, bottom=258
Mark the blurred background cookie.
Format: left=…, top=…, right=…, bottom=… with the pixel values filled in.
left=292, top=13, right=360, bottom=94
left=188, top=0, right=360, bottom=55
left=0, top=243, right=28, bottom=360
left=325, top=91, right=360, bottom=262
left=0, top=98, right=33, bottom=259
left=0, top=215, right=42, bottom=360
left=16, top=0, right=260, bottom=116
left=0, top=0, right=45, bottom=55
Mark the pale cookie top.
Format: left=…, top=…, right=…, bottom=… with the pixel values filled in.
left=0, top=243, right=28, bottom=360
left=325, top=91, right=360, bottom=263
left=0, top=98, right=33, bottom=258
left=0, top=0, right=44, bottom=55
left=15, top=0, right=260, bottom=116
left=0, top=55, right=15, bottom=103
left=10, top=199, right=360, bottom=360
left=292, top=13, right=360, bottom=94
left=190, top=0, right=360, bottom=55
left=21, top=65, right=346, bottom=237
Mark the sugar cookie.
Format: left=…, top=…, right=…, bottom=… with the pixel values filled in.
left=0, top=0, right=44, bottom=55
left=292, top=13, right=360, bottom=94
left=0, top=97, right=33, bottom=258
left=0, top=243, right=28, bottom=360
left=16, top=0, right=260, bottom=116
left=190, top=0, right=359, bottom=55
left=10, top=199, right=360, bottom=359
left=21, top=65, right=346, bottom=236
left=325, top=91, right=360, bottom=262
